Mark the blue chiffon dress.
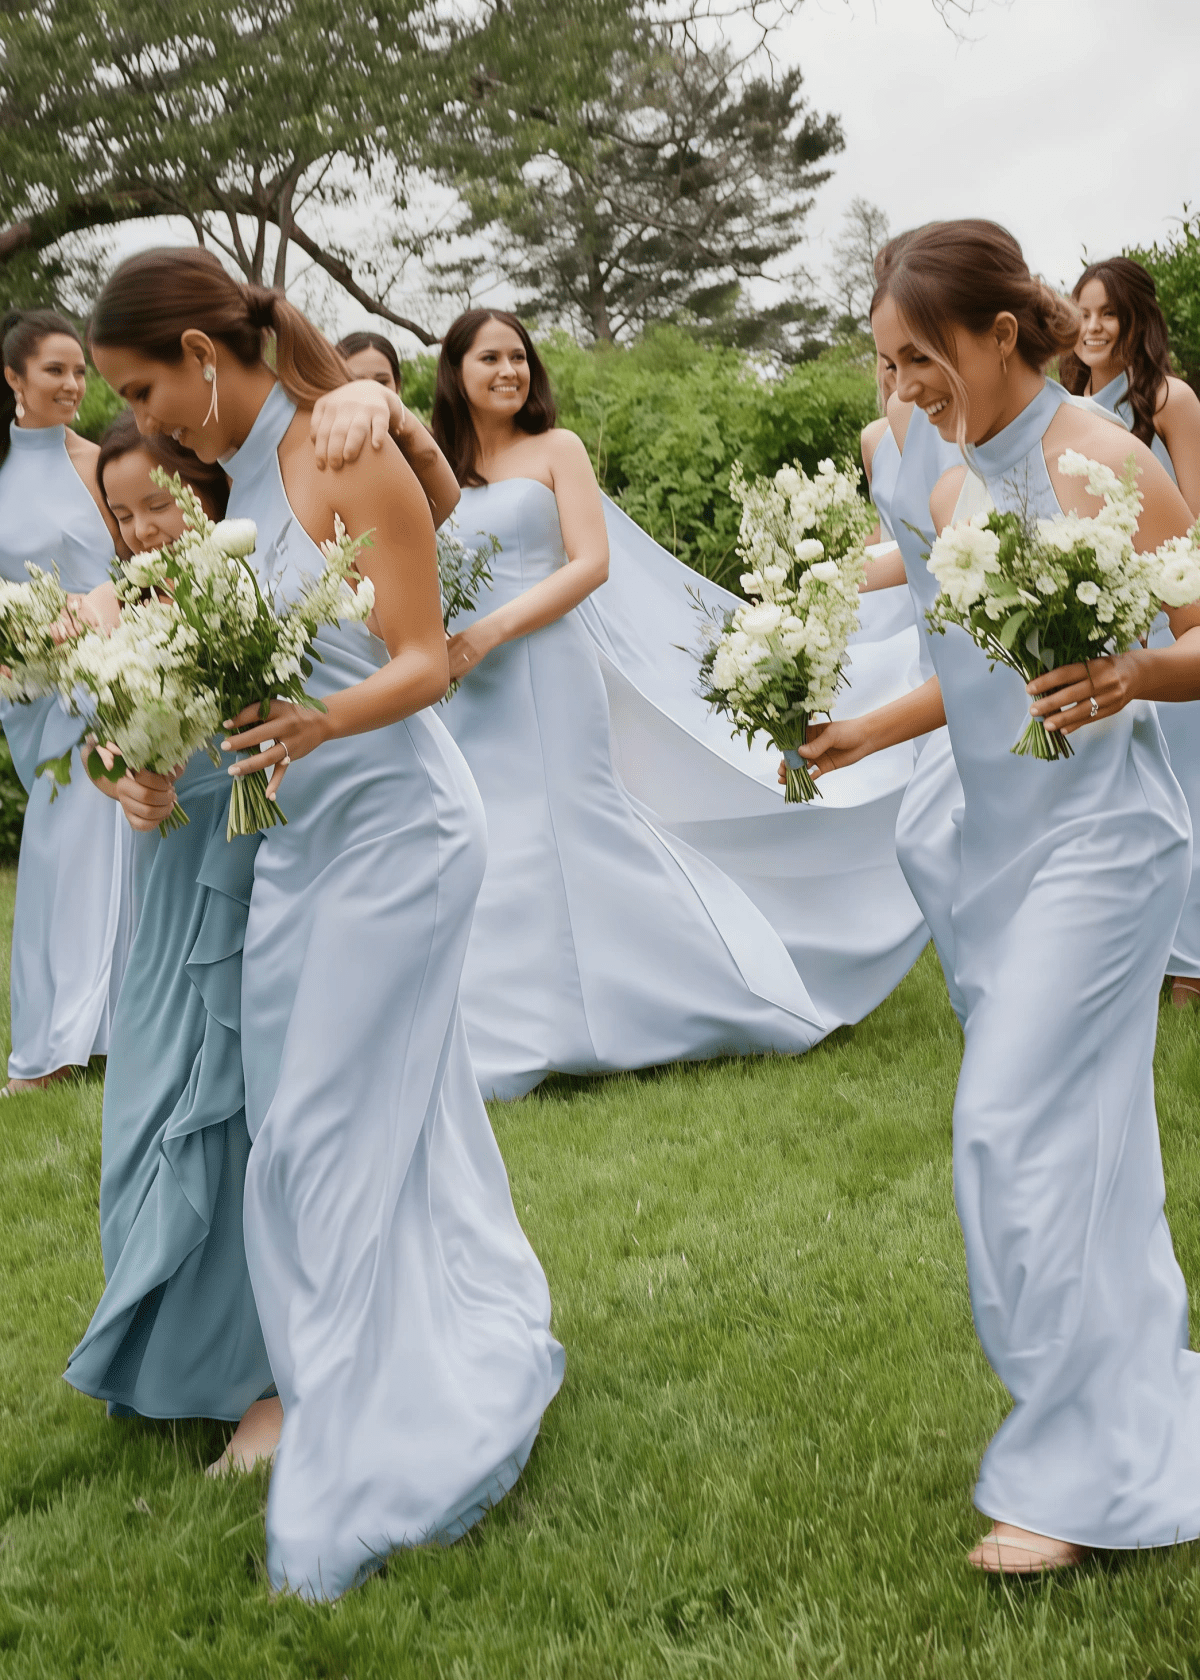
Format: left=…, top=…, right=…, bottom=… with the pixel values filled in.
left=1090, top=372, right=1200, bottom=978
left=875, top=409, right=968, bottom=1022
left=225, top=384, right=563, bottom=1600
left=0, top=423, right=135, bottom=1079
left=937, top=380, right=1200, bottom=1546
left=63, top=753, right=271, bottom=1420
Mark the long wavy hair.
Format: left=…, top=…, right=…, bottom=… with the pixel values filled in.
left=1059, top=256, right=1172, bottom=447
left=431, top=310, right=556, bottom=487
left=1, top=308, right=85, bottom=468
left=96, top=407, right=230, bottom=520
left=871, top=219, right=1080, bottom=451
left=89, top=248, right=350, bottom=407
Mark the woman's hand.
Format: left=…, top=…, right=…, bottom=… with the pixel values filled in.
left=779, top=718, right=874, bottom=784
left=446, top=621, right=499, bottom=683
left=87, top=745, right=179, bottom=832
left=221, top=698, right=332, bottom=800
left=310, top=382, right=396, bottom=470
left=1026, top=651, right=1143, bottom=737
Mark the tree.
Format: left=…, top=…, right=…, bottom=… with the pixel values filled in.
left=828, top=196, right=889, bottom=333
left=1127, top=210, right=1200, bottom=397
left=0, top=0, right=456, bottom=341
left=437, top=8, right=842, bottom=348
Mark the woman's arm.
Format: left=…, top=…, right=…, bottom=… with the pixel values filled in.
left=860, top=546, right=908, bottom=592
left=785, top=677, right=946, bottom=783
left=446, top=430, right=610, bottom=684
left=224, top=414, right=450, bottom=797
left=1156, top=377, right=1200, bottom=518
left=310, top=381, right=460, bottom=527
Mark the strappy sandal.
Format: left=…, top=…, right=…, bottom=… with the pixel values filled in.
left=968, top=1529, right=1089, bottom=1574
left=1170, top=977, right=1200, bottom=1011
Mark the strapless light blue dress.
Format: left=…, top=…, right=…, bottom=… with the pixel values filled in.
left=441, top=477, right=895, bottom=1100
left=1089, top=372, right=1200, bottom=977
left=868, top=425, right=902, bottom=538
left=225, top=385, right=563, bottom=1600
left=0, top=423, right=135, bottom=1080
left=877, top=408, right=968, bottom=1022
left=940, top=380, right=1200, bottom=1547
left=63, top=752, right=271, bottom=1419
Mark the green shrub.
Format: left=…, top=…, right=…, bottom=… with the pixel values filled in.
left=1127, top=212, right=1200, bottom=396
left=74, top=367, right=124, bottom=441
left=405, top=327, right=876, bottom=591
left=0, top=737, right=26, bottom=864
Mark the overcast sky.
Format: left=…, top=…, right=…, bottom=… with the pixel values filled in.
left=792, top=0, right=1197, bottom=295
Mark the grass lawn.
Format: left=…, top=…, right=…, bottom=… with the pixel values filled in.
left=2, top=863, right=1200, bottom=1677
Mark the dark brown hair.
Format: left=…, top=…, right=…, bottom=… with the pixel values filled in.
left=89, top=247, right=350, bottom=407
left=431, top=310, right=556, bottom=487
left=1, top=308, right=85, bottom=467
left=96, top=408, right=230, bottom=521
left=871, top=220, right=1080, bottom=449
left=336, top=330, right=402, bottom=391
left=1060, top=256, right=1171, bottom=448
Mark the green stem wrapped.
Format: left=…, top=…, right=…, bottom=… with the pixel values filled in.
left=226, top=757, right=287, bottom=841
left=780, top=732, right=821, bottom=804
left=157, top=801, right=191, bottom=838
left=1012, top=715, right=1074, bottom=761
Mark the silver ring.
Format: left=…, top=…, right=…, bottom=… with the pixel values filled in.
left=279, top=743, right=291, bottom=766
left=1089, top=696, right=1099, bottom=719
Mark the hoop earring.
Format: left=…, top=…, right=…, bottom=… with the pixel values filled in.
left=202, top=364, right=219, bottom=428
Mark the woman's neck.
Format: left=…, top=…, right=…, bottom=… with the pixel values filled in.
left=1084, top=354, right=1125, bottom=398
left=218, top=364, right=281, bottom=456
left=470, top=409, right=521, bottom=476
left=974, top=362, right=1046, bottom=445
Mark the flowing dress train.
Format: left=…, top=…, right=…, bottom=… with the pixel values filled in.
left=940, top=380, right=1200, bottom=1544
left=0, top=422, right=135, bottom=1078
left=226, top=386, right=563, bottom=1600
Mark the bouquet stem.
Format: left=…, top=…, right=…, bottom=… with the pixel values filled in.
left=227, top=758, right=287, bottom=841
left=1012, top=715, right=1074, bottom=761
left=158, top=801, right=190, bottom=838
left=781, top=736, right=821, bottom=804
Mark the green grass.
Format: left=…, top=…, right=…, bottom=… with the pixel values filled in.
left=2, top=861, right=1200, bottom=1677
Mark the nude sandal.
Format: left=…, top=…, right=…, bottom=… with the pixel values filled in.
left=968, top=1530, right=1089, bottom=1574
left=1171, top=977, right=1200, bottom=1010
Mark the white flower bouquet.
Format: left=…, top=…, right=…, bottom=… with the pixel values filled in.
left=0, top=567, right=71, bottom=701
left=925, top=451, right=1192, bottom=760
left=696, top=459, right=874, bottom=802
left=437, top=524, right=499, bottom=698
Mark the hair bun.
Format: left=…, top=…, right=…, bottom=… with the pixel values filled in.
left=243, top=286, right=278, bottom=331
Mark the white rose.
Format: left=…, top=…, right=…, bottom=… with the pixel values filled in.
left=794, top=539, right=825, bottom=563
left=809, top=560, right=840, bottom=583
left=211, top=519, right=258, bottom=558
left=1075, top=580, right=1101, bottom=606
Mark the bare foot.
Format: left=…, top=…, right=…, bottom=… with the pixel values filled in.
left=1171, top=976, right=1200, bottom=1011
left=206, top=1396, right=283, bottom=1478
left=968, top=1522, right=1089, bottom=1574
left=2, top=1066, right=77, bottom=1096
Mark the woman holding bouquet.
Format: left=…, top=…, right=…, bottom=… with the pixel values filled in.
left=1062, top=257, right=1200, bottom=1007
left=87, top=249, right=563, bottom=1601
left=799, top=220, right=1200, bottom=1573
left=431, top=309, right=828, bottom=1100
left=0, top=309, right=136, bottom=1093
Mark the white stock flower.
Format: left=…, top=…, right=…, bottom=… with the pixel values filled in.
left=210, top=519, right=258, bottom=558
left=1075, top=580, right=1101, bottom=605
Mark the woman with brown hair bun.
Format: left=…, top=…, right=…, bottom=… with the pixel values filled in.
left=85, top=249, right=563, bottom=1601
left=0, top=309, right=136, bottom=1094
left=798, top=219, right=1200, bottom=1575
left=1064, top=256, right=1200, bottom=1007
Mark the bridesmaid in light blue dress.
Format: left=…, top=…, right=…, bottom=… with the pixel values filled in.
left=433, top=309, right=926, bottom=1100
left=1064, top=256, right=1200, bottom=1003
left=802, top=221, right=1200, bottom=1574
left=64, top=416, right=272, bottom=1425
left=0, top=310, right=135, bottom=1091
left=91, top=248, right=563, bottom=1601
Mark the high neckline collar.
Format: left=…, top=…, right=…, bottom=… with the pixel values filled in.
left=8, top=420, right=69, bottom=453
left=964, top=381, right=1065, bottom=480
left=1088, top=371, right=1129, bottom=413
left=222, top=382, right=295, bottom=483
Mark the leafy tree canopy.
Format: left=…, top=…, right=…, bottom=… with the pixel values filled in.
left=1126, top=211, right=1200, bottom=396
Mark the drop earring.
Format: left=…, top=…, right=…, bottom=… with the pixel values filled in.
left=202, top=364, right=219, bottom=427
left=14, top=392, right=24, bottom=420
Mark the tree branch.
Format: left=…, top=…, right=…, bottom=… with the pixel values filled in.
left=284, top=222, right=441, bottom=344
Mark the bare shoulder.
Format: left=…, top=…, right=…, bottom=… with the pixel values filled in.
left=546, top=426, right=593, bottom=470
left=887, top=395, right=915, bottom=454
left=1045, top=403, right=1158, bottom=475
left=930, top=465, right=967, bottom=534
left=278, top=405, right=423, bottom=543
left=64, top=429, right=100, bottom=475
left=1161, top=375, right=1200, bottom=423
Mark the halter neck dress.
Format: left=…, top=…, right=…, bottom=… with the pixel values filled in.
left=0, top=423, right=135, bottom=1079
left=1089, top=372, right=1200, bottom=978
left=224, top=384, right=562, bottom=1600
left=867, top=424, right=902, bottom=539
left=876, top=408, right=968, bottom=1022
left=939, top=379, right=1200, bottom=1547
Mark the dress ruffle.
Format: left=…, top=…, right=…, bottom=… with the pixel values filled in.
left=65, top=753, right=273, bottom=1420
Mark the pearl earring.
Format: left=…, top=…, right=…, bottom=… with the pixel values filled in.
left=202, top=363, right=219, bottom=427
left=14, top=393, right=24, bottom=420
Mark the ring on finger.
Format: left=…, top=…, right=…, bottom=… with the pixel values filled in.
left=1089, top=696, right=1100, bottom=719
left=279, top=743, right=291, bottom=767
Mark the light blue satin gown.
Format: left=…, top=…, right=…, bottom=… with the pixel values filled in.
left=0, top=423, right=135, bottom=1079
left=225, top=384, right=563, bottom=1600
left=1090, top=372, right=1200, bottom=977
left=939, top=379, right=1200, bottom=1546
left=876, top=409, right=969, bottom=1023
left=441, top=478, right=856, bottom=1101
left=63, top=754, right=271, bottom=1419
left=868, top=424, right=901, bottom=538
